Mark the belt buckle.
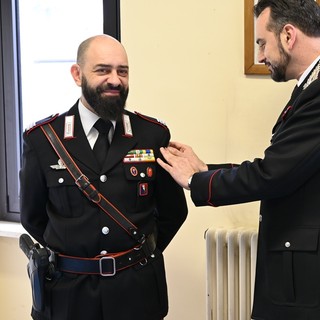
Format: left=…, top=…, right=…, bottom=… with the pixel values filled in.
left=99, top=256, right=116, bottom=277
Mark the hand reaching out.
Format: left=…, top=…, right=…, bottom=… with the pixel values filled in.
left=157, top=141, right=208, bottom=189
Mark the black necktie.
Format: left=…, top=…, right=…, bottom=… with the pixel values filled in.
left=93, top=118, right=112, bottom=168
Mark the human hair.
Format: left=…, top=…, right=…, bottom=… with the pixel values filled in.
left=254, top=0, right=320, bottom=37
left=76, top=36, right=96, bottom=67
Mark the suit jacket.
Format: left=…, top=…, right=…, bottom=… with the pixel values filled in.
left=190, top=66, right=320, bottom=319
left=20, top=103, right=188, bottom=320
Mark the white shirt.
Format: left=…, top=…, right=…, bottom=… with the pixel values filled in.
left=78, top=100, right=115, bottom=149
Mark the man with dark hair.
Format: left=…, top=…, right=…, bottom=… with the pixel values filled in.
left=20, top=34, right=188, bottom=320
left=158, top=0, right=320, bottom=319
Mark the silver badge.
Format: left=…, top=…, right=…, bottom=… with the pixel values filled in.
left=50, top=159, right=67, bottom=170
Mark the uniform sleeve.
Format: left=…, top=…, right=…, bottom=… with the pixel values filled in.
left=20, top=132, right=49, bottom=246
left=191, top=84, right=320, bottom=207
left=154, top=132, right=188, bottom=252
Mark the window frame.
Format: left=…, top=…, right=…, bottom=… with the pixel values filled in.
left=0, top=0, right=121, bottom=221
left=0, top=0, right=21, bottom=222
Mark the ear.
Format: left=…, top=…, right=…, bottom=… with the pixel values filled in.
left=282, top=24, right=296, bottom=50
left=70, top=64, right=82, bottom=87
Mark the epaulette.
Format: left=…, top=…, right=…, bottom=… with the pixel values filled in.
left=26, top=113, right=59, bottom=135
left=135, top=111, right=168, bottom=130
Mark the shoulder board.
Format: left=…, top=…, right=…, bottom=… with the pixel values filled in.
left=26, top=113, right=59, bottom=135
left=135, top=112, right=168, bottom=130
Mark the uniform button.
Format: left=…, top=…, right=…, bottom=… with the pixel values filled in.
left=58, top=178, right=64, bottom=184
left=100, top=250, right=107, bottom=255
left=102, top=226, right=110, bottom=235
left=285, top=241, right=291, bottom=248
left=140, top=172, right=146, bottom=178
left=100, top=175, right=107, bottom=182
left=259, top=215, right=262, bottom=222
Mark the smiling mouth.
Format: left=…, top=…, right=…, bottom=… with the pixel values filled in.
left=265, top=63, right=273, bottom=71
left=102, top=90, right=120, bottom=96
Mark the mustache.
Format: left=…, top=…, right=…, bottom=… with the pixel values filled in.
left=97, top=84, right=123, bottom=93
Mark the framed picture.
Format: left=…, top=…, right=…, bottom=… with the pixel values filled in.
left=244, top=0, right=320, bottom=75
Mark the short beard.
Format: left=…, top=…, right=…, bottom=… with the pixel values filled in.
left=81, top=76, right=129, bottom=121
left=270, top=39, right=290, bottom=82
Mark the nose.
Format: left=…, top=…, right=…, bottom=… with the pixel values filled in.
left=107, top=70, right=121, bottom=86
left=257, top=48, right=266, bottom=64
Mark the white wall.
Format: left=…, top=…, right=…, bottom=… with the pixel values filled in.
left=0, top=1, right=296, bottom=319
left=0, top=237, right=31, bottom=319
left=120, top=1, right=294, bottom=319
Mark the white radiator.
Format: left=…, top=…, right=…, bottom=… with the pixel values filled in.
left=205, top=228, right=258, bottom=320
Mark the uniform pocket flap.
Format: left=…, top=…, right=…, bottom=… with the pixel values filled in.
left=268, top=228, right=319, bottom=252
left=47, top=170, right=75, bottom=187
left=123, top=163, right=156, bottom=181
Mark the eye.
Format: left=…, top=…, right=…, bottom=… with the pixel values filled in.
left=96, top=67, right=112, bottom=75
left=117, top=68, right=128, bottom=77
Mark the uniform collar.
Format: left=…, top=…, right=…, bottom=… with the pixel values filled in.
left=297, top=55, right=320, bottom=87
left=77, top=99, right=116, bottom=137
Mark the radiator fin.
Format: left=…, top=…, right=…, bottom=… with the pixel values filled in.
left=205, top=228, right=258, bottom=320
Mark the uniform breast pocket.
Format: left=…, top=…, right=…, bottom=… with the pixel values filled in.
left=46, top=170, right=87, bottom=218
left=123, top=162, right=156, bottom=211
left=266, top=227, right=320, bottom=307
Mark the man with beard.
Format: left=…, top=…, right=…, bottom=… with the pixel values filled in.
left=20, top=34, right=188, bottom=320
left=157, top=1, right=320, bottom=319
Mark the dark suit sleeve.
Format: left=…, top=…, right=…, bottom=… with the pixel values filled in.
left=191, top=83, right=320, bottom=207
left=207, top=163, right=239, bottom=171
left=20, top=131, right=49, bottom=246
left=154, top=132, right=188, bottom=252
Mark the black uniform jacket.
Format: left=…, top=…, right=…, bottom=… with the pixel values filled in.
left=20, top=103, right=188, bottom=320
left=190, top=72, right=320, bottom=319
